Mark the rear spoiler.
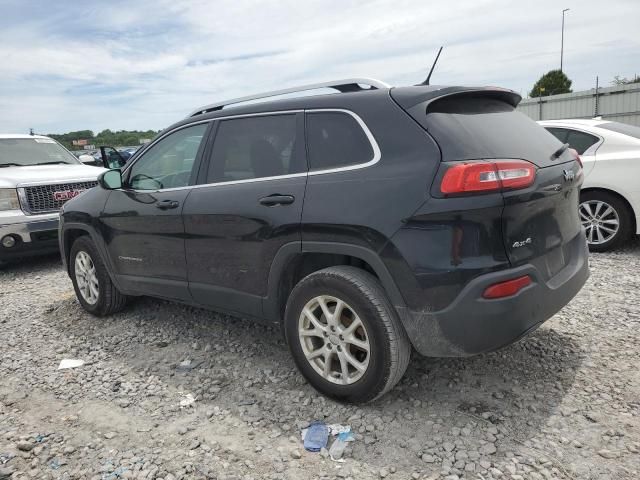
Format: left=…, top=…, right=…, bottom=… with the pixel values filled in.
left=390, top=86, right=522, bottom=110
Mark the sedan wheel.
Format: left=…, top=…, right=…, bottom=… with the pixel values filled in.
left=298, top=295, right=370, bottom=385
left=579, top=200, right=619, bottom=246
left=579, top=191, right=632, bottom=252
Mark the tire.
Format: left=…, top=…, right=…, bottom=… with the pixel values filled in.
left=579, top=191, right=633, bottom=252
left=284, top=266, right=411, bottom=403
left=70, top=236, right=128, bottom=316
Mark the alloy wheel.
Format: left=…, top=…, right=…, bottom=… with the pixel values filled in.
left=75, top=251, right=99, bottom=305
left=579, top=200, right=620, bottom=245
left=298, top=295, right=370, bottom=385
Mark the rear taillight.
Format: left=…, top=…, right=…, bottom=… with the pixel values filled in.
left=482, top=275, right=532, bottom=299
left=440, top=160, right=536, bottom=195
left=569, top=147, right=583, bottom=168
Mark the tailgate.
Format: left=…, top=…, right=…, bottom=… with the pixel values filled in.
left=394, top=88, right=584, bottom=280
left=502, top=156, right=583, bottom=281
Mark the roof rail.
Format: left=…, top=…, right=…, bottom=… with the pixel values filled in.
left=188, top=78, right=391, bottom=117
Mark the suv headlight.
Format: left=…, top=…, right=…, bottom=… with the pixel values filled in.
left=0, top=189, right=20, bottom=211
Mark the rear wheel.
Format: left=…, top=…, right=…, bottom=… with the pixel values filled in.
left=70, top=236, right=128, bottom=316
left=579, top=191, right=632, bottom=252
left=284, top=266, right=410, bottom=403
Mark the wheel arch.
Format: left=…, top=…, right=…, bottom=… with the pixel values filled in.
left=263, top=242, right=407, bottom=323
left=62, top=228, right=89, bottom=273
left=61, top=223, right=122, bottom=289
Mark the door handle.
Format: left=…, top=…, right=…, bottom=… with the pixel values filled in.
left=156, top=199, right=179, bottom=210
left=259, top=194, right=295, bottom=206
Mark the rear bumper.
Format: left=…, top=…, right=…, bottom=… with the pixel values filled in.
left=398, top=233, right=589, bottom=357
left=0, top=213, right=60, bottom=260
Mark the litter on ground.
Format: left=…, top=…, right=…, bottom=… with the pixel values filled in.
left=303, top=421, right=329, bottom=452
left=301, top=422, right=355, bottom=460
left=179, top=393, right=196, bottom=408
left=57, top=359, right=85, bottom=370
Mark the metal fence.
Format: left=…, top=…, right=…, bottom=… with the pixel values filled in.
left=518, top=81, right=640, bottom=126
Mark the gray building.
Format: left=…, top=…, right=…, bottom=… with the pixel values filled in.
left=518, top=82, right=640, bottom=127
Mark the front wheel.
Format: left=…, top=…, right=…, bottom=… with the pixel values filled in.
left=579, top=191, right=632, bottom=252
left=284, top=266, right=411, bottom=403
left=70, top=236, right=128, bottom=316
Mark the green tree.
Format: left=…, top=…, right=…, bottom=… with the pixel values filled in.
left=529, top=69, right=573, bottom=97
left=46, top=129, right=160, bottom=150
left=611, top=74, right=640, bottom=85
left=48, top=130, right=95, bottom=149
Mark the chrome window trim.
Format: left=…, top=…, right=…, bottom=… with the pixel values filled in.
left=122, top=108, right=380, bottom=194
left=141, top=172, right=309, bottom=192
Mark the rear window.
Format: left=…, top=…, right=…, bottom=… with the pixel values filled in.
left=546, top=127, right=568, bottom=143
left=598, top=122, right=640, bottom=140
left=306, top=112, right=374, bottom=171
left=423, top=95, right=561, bottom=164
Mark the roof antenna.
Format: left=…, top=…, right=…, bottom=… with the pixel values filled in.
left=420, top=46, right=443, bottom=85
left=29, top=128, right=34, bottom=136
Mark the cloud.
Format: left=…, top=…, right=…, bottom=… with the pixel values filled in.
left=0, top=0, right=638, bottom=133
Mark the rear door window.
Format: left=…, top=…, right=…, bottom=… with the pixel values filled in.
left=306, top=111, right=374, bottom=171
left=206, top=114, right=302, bottom=183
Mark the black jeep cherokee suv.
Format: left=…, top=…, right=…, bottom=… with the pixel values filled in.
left=59, top=78, right=589, bottom=402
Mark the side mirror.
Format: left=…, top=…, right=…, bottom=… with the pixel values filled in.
left=99, top=146, right=127, bottom=170
left=98, top=169, right=123, bottom=190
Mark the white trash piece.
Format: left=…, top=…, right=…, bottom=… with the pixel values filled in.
left=57, top=359, right=85, bottom=370
left=327, top=424, right=351, bottom=436
left=179, top=393, right=196, bottom=408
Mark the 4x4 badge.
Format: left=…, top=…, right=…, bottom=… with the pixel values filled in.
left=563, top=169, right=575, bottom=182
left=512, top=237, right=532, bottom=248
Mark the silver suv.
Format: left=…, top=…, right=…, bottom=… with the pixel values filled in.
left=0, top=134, right=103, bottom=261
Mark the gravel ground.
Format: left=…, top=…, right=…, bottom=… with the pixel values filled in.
left=1, top=239, right=639, bottom=480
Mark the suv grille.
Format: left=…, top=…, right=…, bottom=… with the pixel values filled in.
left=21, top=181, right=97, bottom=214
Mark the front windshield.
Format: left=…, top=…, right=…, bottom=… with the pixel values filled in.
left=0, top=138, right=80, bottom=167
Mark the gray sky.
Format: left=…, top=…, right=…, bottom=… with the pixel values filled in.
left=1, top=0, right=638, bottom=134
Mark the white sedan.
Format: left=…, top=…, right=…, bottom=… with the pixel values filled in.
left=539, top=119, right=640, bottom=252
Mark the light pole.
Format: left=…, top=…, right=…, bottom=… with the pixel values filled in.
left=561, top=8, right=570, bottom=72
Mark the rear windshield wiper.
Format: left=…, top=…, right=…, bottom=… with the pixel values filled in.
left=0, top=162, right=23, bottom=167
left=551, top=143, right=570, bottom=159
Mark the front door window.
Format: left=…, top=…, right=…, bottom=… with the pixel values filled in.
left=127, top=124, right=208, bottom=190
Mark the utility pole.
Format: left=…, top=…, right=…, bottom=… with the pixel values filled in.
left=561, top=8, right=570, bottom=72
left=595, top=76, right=600, bottom=117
